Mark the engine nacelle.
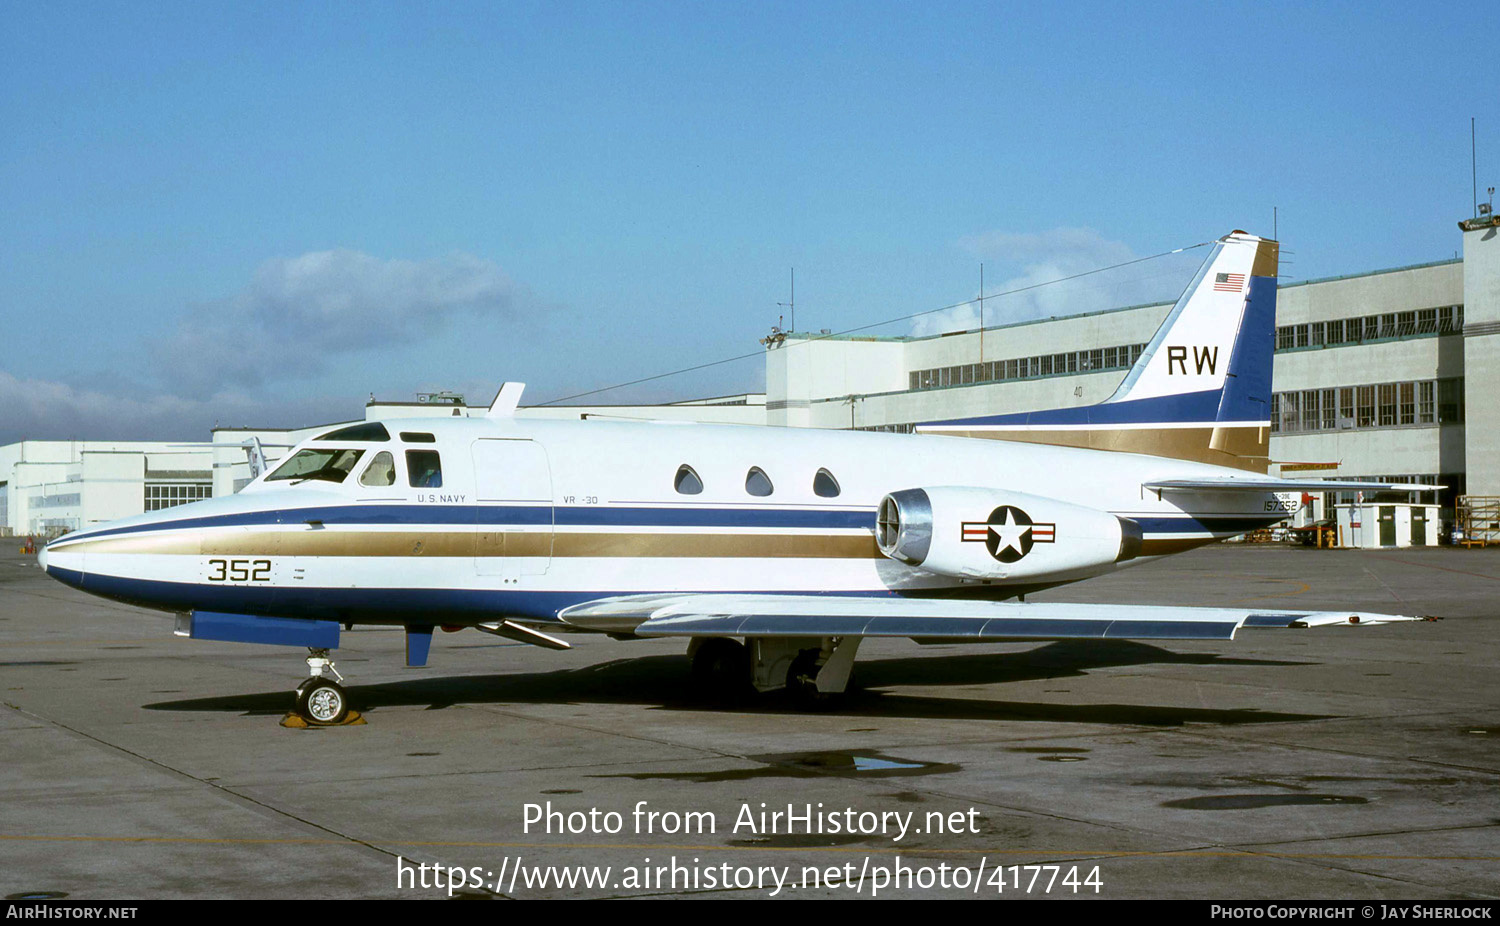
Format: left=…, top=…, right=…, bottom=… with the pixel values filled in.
left=876, top=486, right=1141, bottom=582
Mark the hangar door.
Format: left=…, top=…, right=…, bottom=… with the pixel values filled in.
left=472, top=439, right=553, bottom=578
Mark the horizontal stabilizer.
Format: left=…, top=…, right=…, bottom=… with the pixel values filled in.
left=557, top=593, right=1426, bottom=642
left=1145, top=477, right=1441, bottom=493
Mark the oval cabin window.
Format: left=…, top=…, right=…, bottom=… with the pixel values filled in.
left=745, top=467, right=774, bottom=497
left=674, top=465, right=703, bottom=495
left=813, top=468, right=841, bottom=498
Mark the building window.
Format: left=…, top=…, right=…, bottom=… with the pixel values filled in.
left=1301, top=389, right=1320, bottom=432
left=1418, top=381, right=1435, bottom=424
left=1357, top=386, right=1375, bottom=428
left=1398, top=382, right=1415, bottom=425
left=1438, top=378, right=1464, bottom=422
left=1378, top=384, right=1396, bottom=427
left=1280, top=391, right=1299, bottom=432
left=144, top=483, right=211, bottom=511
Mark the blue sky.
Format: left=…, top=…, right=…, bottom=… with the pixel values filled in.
left=2, top=0, right=1495, bottom=442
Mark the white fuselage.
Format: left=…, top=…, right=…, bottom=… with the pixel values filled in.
left=40, top=416, right=1288, bottom=625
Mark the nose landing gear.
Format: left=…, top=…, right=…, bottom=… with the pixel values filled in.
left=294, top=648, right=350, bottom=724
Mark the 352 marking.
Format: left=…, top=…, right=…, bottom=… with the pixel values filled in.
left=207, top=558, right=271, bottom=582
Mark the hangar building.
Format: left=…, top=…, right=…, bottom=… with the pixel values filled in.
left=765, top=216, right=1500, bottom=522
left=3, top=215, right=1496, bottom=538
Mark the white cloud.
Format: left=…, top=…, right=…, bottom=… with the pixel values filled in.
left=915, top=227, right=1199, bottom=335
left=153, top=249, right=515, bottom=393
left=910, top=299, right=982, bottom=338
left=0, top=370, right=352, bottom=445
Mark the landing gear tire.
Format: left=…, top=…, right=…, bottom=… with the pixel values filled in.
left=296, top=678, right=349, bottom=725
left=690, top=639, right=752, bottom=705
left=786, top=649, right=837, bottom=711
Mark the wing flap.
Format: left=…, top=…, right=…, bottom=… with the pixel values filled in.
left=558, top=593, right=1425, bottom=641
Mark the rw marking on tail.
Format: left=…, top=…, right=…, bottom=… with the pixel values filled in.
left=917, top=231, right=1279, bottom=472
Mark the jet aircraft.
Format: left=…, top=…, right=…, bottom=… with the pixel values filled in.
left=39, top=231, right=1434, bottom=723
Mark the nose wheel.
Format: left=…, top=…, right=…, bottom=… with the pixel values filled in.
left=295, top=648, right=350, bottom=724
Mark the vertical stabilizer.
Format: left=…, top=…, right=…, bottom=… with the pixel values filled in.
left=917, top=231, right=1278, bottom=471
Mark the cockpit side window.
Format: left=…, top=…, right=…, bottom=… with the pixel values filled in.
left=745, top=466, right=774, bottom=497
left=674, top=464, right=703, bottom=495
left=265, top=448, right=366, bottom=484
left=407, top=450, right=443, bottom=488
left=813, top=468, right=841, bottom=498
left=360, top=451, right=396, bottom=487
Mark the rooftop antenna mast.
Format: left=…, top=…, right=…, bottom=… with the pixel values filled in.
left=777, top=268, right=794, bottom=333
left=978, top=263, right=985, bottom=362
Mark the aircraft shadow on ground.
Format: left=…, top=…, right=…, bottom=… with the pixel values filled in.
left=143, top=640, right=1332, bottom=726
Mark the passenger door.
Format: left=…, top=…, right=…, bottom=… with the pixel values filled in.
left=472, top=439, right=554, bottom=578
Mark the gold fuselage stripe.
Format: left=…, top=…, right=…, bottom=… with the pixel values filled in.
left=916, top=426, right=1268, bottom=472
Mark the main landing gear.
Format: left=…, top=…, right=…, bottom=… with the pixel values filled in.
left=294, top=648, right=350, bottom=724
left=688, top=636, right=861, bottom=710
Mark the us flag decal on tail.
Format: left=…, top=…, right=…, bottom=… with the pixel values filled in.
left=1213, top=272, right=1245, bottom=292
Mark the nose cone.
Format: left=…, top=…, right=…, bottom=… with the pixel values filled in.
left=35, top=542, right=48, bottom=574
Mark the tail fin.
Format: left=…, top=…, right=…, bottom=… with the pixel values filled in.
left=917, top=231, right=1278, bottom=472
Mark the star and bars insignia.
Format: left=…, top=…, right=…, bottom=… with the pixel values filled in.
left=961, top=505, right=1056, bottom=563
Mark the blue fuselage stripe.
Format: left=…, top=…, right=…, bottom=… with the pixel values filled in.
left=53, top=506, right=1277, bottom=548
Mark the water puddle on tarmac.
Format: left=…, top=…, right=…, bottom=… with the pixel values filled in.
left=596, top=750, right=959, bottom=783
left=1008, top=746, right=1090, bottom=762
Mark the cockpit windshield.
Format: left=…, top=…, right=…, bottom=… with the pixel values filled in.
left=265, top=448, right=366, bottom=484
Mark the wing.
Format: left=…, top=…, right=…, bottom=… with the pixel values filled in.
left=1144, top=476, right=1440, bottom=492
left=557, top=593, right=1430, bottom=641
